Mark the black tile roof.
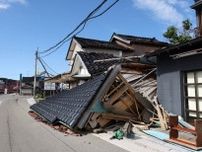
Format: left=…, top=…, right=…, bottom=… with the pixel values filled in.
left=146, top=37, right=202, bottom=57
left=30, top=73, right=108, bottom=128
left=77, top=52, right=123, bottom=76
left=114, top=33, right=169, bottom=46
left=191, top=0, right=202, bottom=9
left=22, top=77, right=41, bottom=83
left=74, top=36, right=133, bottom=51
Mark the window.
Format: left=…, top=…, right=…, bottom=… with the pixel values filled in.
left=185, top=71, right=202, bottom=119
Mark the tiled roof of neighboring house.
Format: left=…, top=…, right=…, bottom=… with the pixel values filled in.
left=77, top=52, right=123, bottom=76
left=146, top=37, right=202, bottom=57
left=30, top=73, right=108, bottom=128
left=113, top=33, right=169, bottom=46
left=191, top=0, right=202, bottom=9
left=22, top=77, right=41, bottom=83
left=74, top=36, right=134, bottom=51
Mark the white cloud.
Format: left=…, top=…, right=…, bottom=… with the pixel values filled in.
left=132, top=0, right=191, bottom=26
left=0, top=0, right=26, bottom=11
left=0, top=3, right=9, bottom=10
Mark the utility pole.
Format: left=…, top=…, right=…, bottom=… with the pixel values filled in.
left=33, top=49, right=38, bottom=97
left=19, top=73, right=22, bottom=95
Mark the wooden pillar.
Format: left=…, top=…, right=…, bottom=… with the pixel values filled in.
left=195, top=119, right=202, bottom=147
left=169, top=115, right=179, bottom=139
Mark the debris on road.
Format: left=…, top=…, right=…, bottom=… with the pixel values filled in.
left=28, top=111, right=81, bottom=136
left=28, top=62, right=202, bottom=151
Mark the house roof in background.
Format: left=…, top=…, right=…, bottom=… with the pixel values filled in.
left=146, top=37, right=202, bottom=57
left=112, top=33, right=169, bottom=46
left=31, top=72, right=109, bottom=128
left=22, top=77, right=41, bottom=83
left=191, top=0, right=202, bottom=9
left=0, top=78, right=18, bottom=82
left=77, top=52, right=124, bottom=76
left=74, top=36, right=134, bottom=51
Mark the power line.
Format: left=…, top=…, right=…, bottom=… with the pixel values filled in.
left=88, top=0, right=119, bottom=20
left=39, top=0, right=120, bottom=57
left=39, top=0, right=108, bottom=55
left=41, top=21, right=87, bottom=58
left=39, top=57, right=59, bottom=75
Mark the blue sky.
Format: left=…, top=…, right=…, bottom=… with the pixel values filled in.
left=0, top=0, right=195, bottom=79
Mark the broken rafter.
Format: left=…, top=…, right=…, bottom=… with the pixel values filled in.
left=132, top=68, right=156, bottom=87
left=93, top=56, right=141, bottom=63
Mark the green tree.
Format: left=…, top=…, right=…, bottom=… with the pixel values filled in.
left=163, top=19, right=193, bottom=44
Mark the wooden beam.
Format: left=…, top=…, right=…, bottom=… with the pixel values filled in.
left=105, top=85, right=128, bottom=105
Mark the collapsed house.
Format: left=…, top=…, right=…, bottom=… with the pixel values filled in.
left=31, top=33, right=169, bottom=130
left=30, top=64, right=165, bottom=130
left=29, top=0, right=202, bottom=149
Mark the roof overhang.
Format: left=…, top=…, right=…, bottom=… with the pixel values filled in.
left=66, top=37, right=82, bottom=60
left=110, top=33, right=131, bottom=44
left=191, top=0, right=202, bottom=9
left=145, top=37, right=202, bottom=58
left=45, top=73, right=76, bottom=83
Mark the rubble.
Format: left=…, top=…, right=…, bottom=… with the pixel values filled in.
left=28, top=111, right=80, bottom=136
left=30, top=63, right=168, bottom=132
left=29, top=61, right=202, bottom=150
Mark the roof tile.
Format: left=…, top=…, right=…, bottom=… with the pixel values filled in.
left=30, top=73, right=108, bottom=128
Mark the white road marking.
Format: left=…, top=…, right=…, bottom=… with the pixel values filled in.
left=0, top=101, right=3, bottom=106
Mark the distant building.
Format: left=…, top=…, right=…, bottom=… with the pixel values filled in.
left=0, top=78, right=19, bottom=94
left=21, top=76, right=42, bottom=95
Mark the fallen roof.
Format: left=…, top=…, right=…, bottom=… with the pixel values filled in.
left=77, top=52, right=124, bottom=76
left=74, top=36, right=134, bottom=51
left=30, top=72, right=109, bottom=128
left=112, top=33, right=169, bottom=46
left=146, top=37, right=202, bottom=57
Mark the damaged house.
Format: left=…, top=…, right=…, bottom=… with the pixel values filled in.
left=145, top=0, right=202, bottom=123
left=31, top=33, right=169, bottom=130
left=146, top=37, right=202, bottom=123
left=47, top=33, right=167, bottom=88
left=31, top=65, right=158, bottom=130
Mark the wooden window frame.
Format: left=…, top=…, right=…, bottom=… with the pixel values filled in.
left=184, top=71, right=202, bottom=120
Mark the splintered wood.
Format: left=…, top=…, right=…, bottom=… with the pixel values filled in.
left=87, top=63, right=168, bottom=131
left=121, top=64, right=168, bottom=130
left=87, top=69, right=152, bottom=130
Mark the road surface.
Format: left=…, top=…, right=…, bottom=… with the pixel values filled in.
left=0, top=94, right=128, bottom=152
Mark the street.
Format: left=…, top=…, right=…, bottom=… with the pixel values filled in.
left=0, top=94, right=128, bottom=152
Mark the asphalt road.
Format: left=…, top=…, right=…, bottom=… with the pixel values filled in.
left=0, top=94, right=128, bottom=152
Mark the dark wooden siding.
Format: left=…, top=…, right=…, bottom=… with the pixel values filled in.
left=157, top=53, right=202, bottom=117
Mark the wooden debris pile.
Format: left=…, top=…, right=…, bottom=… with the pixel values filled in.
left=30, top=64, right=169, bottom=135
left=121, top=63, right=168, bottom=130
left=84, top=63, right=169, bottom=131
